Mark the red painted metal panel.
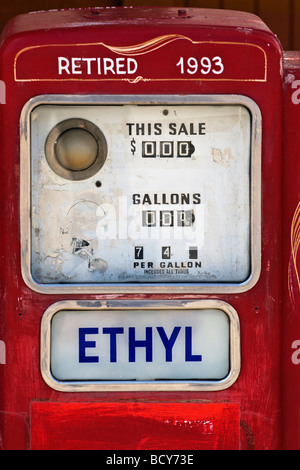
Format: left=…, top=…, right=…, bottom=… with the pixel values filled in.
left=282, top=51, right=300, bottom=450
left=30, top=402, right=240, bottom=450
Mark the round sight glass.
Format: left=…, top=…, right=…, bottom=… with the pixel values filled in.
left=55, top=128, right=98, bottom=171
left=45, top=118, right=107, bottom=180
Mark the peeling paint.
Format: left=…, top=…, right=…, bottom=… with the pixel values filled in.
left=164, top=417, right=214, bottom=433
left=0, top=340, right=5, bottom=364
left=71, top=237, right=108, bottom=273
left=211, top=147, right=235, bottom=168
left=285, top=73, right=296, bottom=85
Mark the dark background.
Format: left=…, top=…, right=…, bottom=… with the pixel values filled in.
left=0, top=0, right=299, bottom=51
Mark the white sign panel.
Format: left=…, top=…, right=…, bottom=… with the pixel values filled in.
left=21, top=95, right=261, bottom=292
left=51, top=308, right=229, bottom=381
left=40, top=300, right=240, bottom=391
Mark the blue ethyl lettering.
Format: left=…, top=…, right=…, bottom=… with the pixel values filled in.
left=79, top=327, right=99, bottom=363
left=129, top=327, right=153, bottom=362
left=156, top=326, right=181, bottom=361
left=103, top=327, right=124, bottom=362
left=185, top=326, right=202, bottom=361
left=78, top=325, right=202, bottom=364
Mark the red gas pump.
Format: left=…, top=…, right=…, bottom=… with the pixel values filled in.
left=0, top=7, right=286, bottom=450
left=282, top=51, right=300, bottom=450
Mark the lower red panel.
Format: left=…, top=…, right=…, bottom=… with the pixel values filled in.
left=30, top=402, right=240, bottom=450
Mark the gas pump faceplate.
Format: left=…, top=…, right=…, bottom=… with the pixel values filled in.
left=20, top=93, right=261, bottom=294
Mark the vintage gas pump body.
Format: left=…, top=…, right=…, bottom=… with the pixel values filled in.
left=282, top=51, right=300, bottom=450
left=0, top=7, right=285, bottom=449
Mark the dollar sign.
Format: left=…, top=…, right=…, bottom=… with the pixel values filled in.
left=131, top=138, right=136, bottom=155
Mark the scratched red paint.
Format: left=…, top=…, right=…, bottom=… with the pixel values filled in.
left=30, top=402, right=240, bottom=450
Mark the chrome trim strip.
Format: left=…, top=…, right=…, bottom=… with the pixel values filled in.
left=40, top=299, right=241, bottom=392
